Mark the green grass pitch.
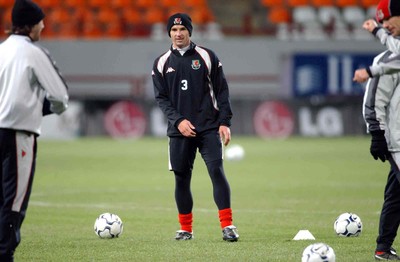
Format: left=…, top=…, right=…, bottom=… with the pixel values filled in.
left=15, top=136, right=393, bottom=261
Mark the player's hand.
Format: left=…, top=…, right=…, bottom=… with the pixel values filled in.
left=363, top=19, right=378, bottom=32
left=353, top=69, right=370, bottom=83
left=219, top=125, right=231, bottom=146
left=370, top=130, right=391, bottom=162
left=178, top=119, right=196, bottom=137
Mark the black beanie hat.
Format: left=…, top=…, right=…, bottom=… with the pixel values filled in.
left=12, top=0, right=45, bottom=27
left=167, top=13, right=193, bottom=37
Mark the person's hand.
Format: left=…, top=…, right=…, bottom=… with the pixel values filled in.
left=353, top=69, right=370, bottom=83
left=370, top=130, right=390, bottom=162
left=363, top=19, right=378, bottom=32
left=177, top=119, right=196, bottom=137
left=219, top=125, right=231, bottom=146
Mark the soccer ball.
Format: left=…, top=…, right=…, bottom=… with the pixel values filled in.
left=94, top=213, right=123, bottom=238
left=334, top=212, right=362, bottom=237
left=302, top=243, right=336, bottom=262
left=225, top=144, right=245, bottom=161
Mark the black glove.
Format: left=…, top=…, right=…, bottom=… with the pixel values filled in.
left=42, top=97, right=52, bottom=116
left=370, top=130, right=390, bottom=162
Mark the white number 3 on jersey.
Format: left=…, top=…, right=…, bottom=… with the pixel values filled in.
left=181, top=79, right=188, bottom=90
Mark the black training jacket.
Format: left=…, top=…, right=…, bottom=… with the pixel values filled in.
left=152, top=42, right=232, bottom=137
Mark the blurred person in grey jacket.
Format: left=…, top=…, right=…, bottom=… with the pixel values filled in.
left=354, top=0, right=400, bottom=83
left=0, top=1, right=68, bottom=261
left=363, top=49, right=400, bottom=260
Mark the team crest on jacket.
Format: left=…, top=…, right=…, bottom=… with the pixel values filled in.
left=191, top=60, right=201, bottom=70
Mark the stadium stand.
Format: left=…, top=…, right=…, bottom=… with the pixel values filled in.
left=0, top=0, right=217, bottom=39
left=261, top=0, right=291, bottom=39
left=260, top=0, right=378, bottom=40
left=121, top=7, right=143, bottom=36
left=87, top=0, right=108, bottom=9
left=110, top=0, right=132, bottom=10
left=0, top=0, right=12, bottom=9
left=342, top=6, right=373, bottom=39
left=365, top=5, right=376, bottom=20
left=97, top=7, right=124, bottom=38
left=0, top=0, right=379, bottom=39
left=43, top=8, right=80, bottom=38
left=38, top=0, right=60, bottom=10
left=64, top=0, right=86, bottom=9
left=0, top=6, right=11, bottom=33
left=185, top=0, right=209, bottom=11
left=135, top=0, right=156, bottom=11
left=360, top=0, right=377, bottom=8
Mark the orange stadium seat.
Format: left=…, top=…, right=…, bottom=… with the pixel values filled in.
left=47, top=8, right=70, bottom=23
left=261, top=0, right=285, bottom=7
left=335, top=0, right=358, bottom=7
left=142, top=7, right=165, bottom=25
left=64, top=0, right=86, bottom=8
left=122, top=7, right=150, bottom=36
left=184, top=0, right=208, bottom=9
left=103, top=21, right=124, bottom=38
left=267, top=6, right=292, bottom=40
left=110, top=0, right=133, bottom=10
left=135, top=0, right=156, bottom=10
left=166, top=7, right=187, bottom=17
left=96, top=7, right=124, bottom=38
left=1, top=7, right=12, bottom=35
left=45, top=8, right=68, bottom=34
left=268, top=6, right=291, bottom=24
left=311, top=0, right=334, bottom=7
left=44, top=9, right=80, bottom=38
left=360, top=0, right=377, bottom=8
left=0, top=0, right=13, bottom=8
left=287, top=0, right=310, bottom=7
left=81, top=10, right=102, bottom=39
left=97, top=7, right=120, bottom=23
left=161, top=0, right=185, bottom=16
left=82, top=23, right=103, bottom=38
left=160, top=0, right=180, bottom=9
left=87, top=0, right=109, bottom=9
left=37, top=0, right=60, bottom=9
left=190, top=7, right=215, bottom=24
left=122, top=7, right=142, bottom=25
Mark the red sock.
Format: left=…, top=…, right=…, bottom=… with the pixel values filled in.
left=219, top=208, right=233, bottom=229
left=178, top=213, right=193, bottom=232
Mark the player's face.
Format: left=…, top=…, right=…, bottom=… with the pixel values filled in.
left=30, top=20, right=44, bottom=42
left=382, top=16, right=400, bottom=36
left=170, top=25, right=190, bottom=49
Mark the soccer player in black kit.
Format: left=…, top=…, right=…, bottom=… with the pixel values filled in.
left=152, top=13, right=239, bottom=242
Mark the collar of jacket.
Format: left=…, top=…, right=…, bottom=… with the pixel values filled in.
left=11, top=34, right=32, bottom=43
left=170, top=42, right=196, bottom=56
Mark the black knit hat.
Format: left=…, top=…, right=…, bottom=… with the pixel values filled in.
left=167, top=13, right=193, bottom=37
left=12, top=0, right=45, bottom=27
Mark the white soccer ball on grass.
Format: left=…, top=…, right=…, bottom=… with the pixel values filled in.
left=302, top=242, right=336, bottom=262
left=225, top=144, right=245, bottom=161
left=94, top=212, right=123, bottom=238
left=334, top=212, right=362, bottom=237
